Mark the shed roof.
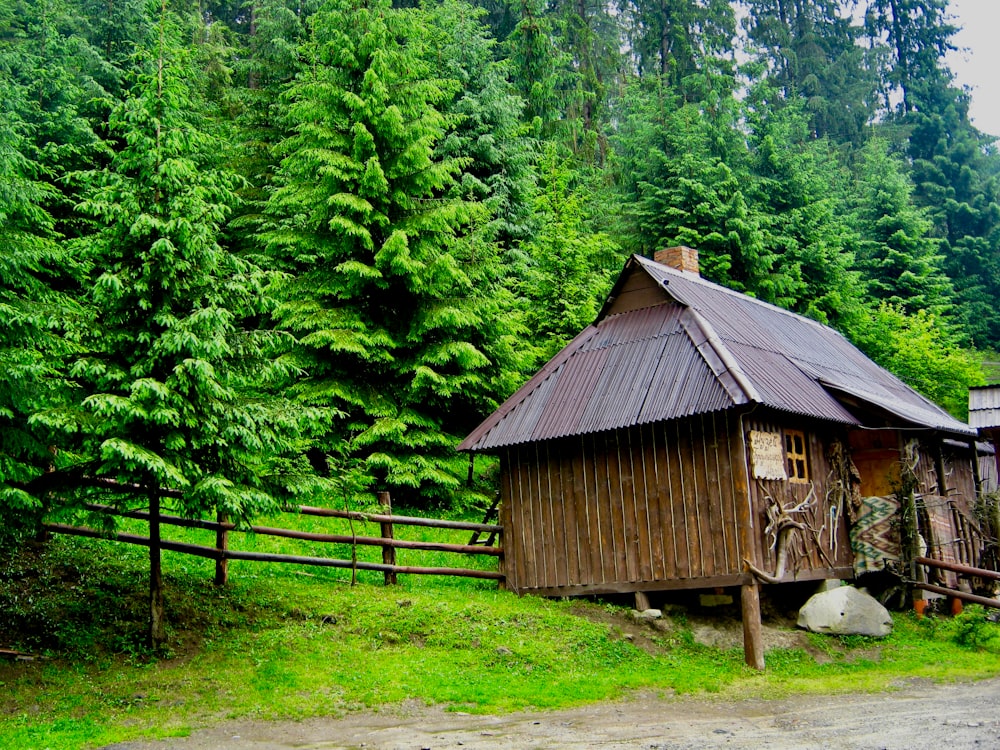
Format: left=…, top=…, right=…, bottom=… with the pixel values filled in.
left=969, top=385, right=1000, bottom=429
left=460, top=255, right=974, bottom=452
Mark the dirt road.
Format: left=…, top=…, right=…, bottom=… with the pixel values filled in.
left=110, top=677, right=1000, bottom=750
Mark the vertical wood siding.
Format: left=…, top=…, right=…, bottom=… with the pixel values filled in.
left=499, top=411, right=859, bottom=594
left=501, top=412, right=753, bottom=593
left=911, top=439, right=984, bottom=570
left=745, top=418, right=853, bottom=579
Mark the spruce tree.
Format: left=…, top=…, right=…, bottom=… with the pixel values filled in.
left=849, top=138, right=955, bottom=318
left=262, top=0, right=513, bottom=508
left=742, top=0, right=875, bottom=143
left=60, top=6, right=307, bottom=647
left=422, top=0, right=537, bottom=251
left=0, top=67, right=82, bottom=546
left=517, top=145, right=618, bottom=364
left=745, top=91, right=862, bottom=325
left=614, top=77, right=773, bottom=295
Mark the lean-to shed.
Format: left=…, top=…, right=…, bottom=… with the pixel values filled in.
left=461, top=248, right=989, bottom=667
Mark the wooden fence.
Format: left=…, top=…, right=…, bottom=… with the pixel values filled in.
left=43, top=491, right=504, bottom=586
left=914, top=555, right=1000, bottom=610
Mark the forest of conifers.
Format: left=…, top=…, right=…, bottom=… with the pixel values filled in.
left=3, top=0, right=998, bottom=537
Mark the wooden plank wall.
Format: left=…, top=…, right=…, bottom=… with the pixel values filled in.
left=746, top=418, right=853, bottom=579
left=908, top=438, right=982, bottom=570
left=500, top=411, right=751, bottom=594
left=848, top=429, right=901, bottom=497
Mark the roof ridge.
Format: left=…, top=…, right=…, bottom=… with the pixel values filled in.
left=633, top=254, right=836, bottom=334
left=680, top=308, right=759, bottom=405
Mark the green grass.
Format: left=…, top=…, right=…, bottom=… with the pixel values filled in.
left=3, top=514, right=1000, bottom=750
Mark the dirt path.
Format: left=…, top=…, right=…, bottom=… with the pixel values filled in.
left=110, top=677, right=1000, bottom=750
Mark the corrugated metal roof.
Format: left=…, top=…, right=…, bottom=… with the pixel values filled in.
left=970, top=386, right=1000, bottom=429
left=459, top=254, right=975, bottom=451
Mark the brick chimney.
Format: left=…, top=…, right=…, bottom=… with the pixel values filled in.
left=654, top=245, right=699, bottom=276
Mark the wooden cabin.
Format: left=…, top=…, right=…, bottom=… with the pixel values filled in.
left=460, top=247, right=986, bottom=667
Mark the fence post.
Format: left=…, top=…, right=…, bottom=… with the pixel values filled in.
left=378, top=491, right=397, bottom=585
left=149, top=488, right=166, bottom=650
left=215, top=511, right=229, bottom=587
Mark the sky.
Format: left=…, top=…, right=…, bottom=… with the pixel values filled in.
left=947, top=0, right=1000, bottom=137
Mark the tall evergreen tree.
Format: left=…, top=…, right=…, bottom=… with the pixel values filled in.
left=504, top=0, right=564, bottom=128
left=516, top=145, right=619, bottom=363
left=849, top=138, right=955, bottom=317
left=745, top=91, right=862, bottom=325
left=742, top=0, right=876, bottom=143
left=57, top=6, right=307, bottom=646
left=422, top=0, right=536, bottom=251
left=864, top=0, right=956, bottom=116
left=262, top=0, right=514, bottom=508
left=622, top=0, right=735, bottom=90
left=904, top=90, right=1000, bottom=346
left=613, top=77, right=773, bottom=294
left=0, top=65, right=82, bottom=546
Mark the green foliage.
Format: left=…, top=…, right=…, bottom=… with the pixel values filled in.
left=848, top=302, right=984, bottom=418
left=946, top=606, right=1000, bottom=652
left=48, top=9, right=314, bottom=523
left=848, top=138, right=955, bottom=317
left=423, top=0, right=536, bottom=250
left=614, top=75, right=773, bottom=294
left=261, top=0, right=517, bottom=508
left=0, top=35, right=86, bottom=546
left=743, top=0, right=875, bottom=143
left=515, top=146, right=619, bottom=363
left=745, top=91, right=863, bottom=326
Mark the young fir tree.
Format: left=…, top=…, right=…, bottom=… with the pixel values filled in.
left=0, top=67, right=83, bottom=546
left=61, top=6, right=310, bottom=647
left=613, top=75, right=774, bottom=296
left=744, top=90, right=862, bottom=326
left=516, top=145, right=619, bottom=364
left=422, top=0, right=537, bottom=252
left=261, top=0, right=511, bottom=508
left=849, top=138, right=955, bottom=318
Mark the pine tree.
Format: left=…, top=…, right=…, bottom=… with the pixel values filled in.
left=0, top=65, right=82, bottom=547
left=849, top=138, right=955, bottom=317
left=864, top=0, right=956, bottom=117
left=262, top=0, right=514, bottom=508
left=59, top=6, right=309, bottom=646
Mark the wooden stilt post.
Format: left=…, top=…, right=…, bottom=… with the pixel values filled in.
left=215, top=511, right=229, bottom=587
left=741, top=579, right=765, bottom=670
left=732, top=410, right=765, bottom=670
left=378, top=491, right=396, bottom=586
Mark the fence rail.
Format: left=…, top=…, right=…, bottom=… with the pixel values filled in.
left=914, top=555, right=1000, bottom=610
left=46, top=493, right=504, bottom=585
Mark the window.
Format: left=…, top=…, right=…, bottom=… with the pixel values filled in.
left=785, top=430, right=809, bottom=483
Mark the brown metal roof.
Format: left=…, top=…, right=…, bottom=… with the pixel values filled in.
left=460, top=255, right=975, bottom=452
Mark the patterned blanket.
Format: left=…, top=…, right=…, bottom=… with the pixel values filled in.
left=850, top=495, right=900, bottom=575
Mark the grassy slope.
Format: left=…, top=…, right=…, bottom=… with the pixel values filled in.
left=2, top=517, right=1000, bottom=750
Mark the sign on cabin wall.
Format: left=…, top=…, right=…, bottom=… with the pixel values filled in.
left=749, top=430, right=788, bottom=480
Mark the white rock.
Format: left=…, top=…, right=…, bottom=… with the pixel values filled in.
left=797, top=586, right=893, bottom=637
